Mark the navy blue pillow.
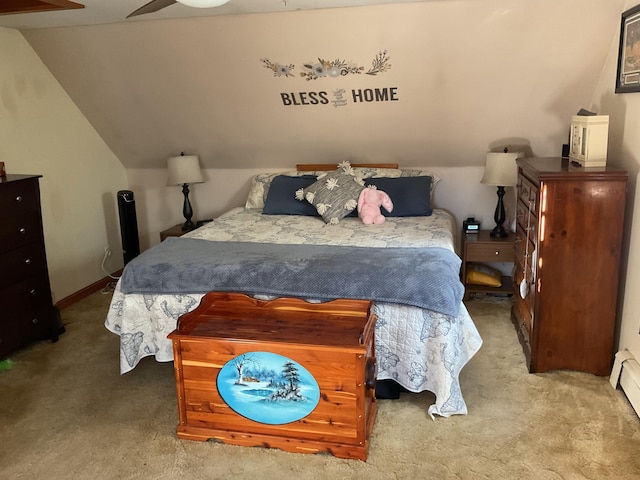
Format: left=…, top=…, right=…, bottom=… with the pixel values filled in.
left=262, top=175, right=320, bottom=216
left=365, top=176, right=433, bottom=216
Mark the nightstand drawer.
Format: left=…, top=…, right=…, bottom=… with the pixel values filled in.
left=465, top=242, right=514, bottom=262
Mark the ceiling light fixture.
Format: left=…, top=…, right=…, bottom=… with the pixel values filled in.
left=177, top=0, right=231, bottom=7
left=127, top=0, right=231, bottom=19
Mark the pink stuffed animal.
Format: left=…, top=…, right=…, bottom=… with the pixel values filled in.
left=357, top=186, right=394, bottom=225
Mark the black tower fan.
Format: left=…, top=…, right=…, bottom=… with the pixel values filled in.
left=117, top=190, right=140, bottom=265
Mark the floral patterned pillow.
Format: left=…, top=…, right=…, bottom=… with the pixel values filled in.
left=245, top=171, right=298, bottom=209
left=295, top=161, right=365, bottom=224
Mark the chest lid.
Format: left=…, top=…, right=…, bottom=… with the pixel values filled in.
left=169, top=292, right=375, bottom=349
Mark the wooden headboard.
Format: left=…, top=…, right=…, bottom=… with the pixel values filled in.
left=296, top=163, right=398, bottom=171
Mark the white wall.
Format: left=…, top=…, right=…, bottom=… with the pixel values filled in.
left=0, top=27, right=128, bottom=302
left=591, top=1, right=640, bottom=360
left=23, top=1, right=622, bottom=172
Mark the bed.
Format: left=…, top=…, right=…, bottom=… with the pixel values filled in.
left=105, top=162, right=482, bottom=418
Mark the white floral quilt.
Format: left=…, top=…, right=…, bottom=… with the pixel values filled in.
left=105, top=207, right=482, bottom=418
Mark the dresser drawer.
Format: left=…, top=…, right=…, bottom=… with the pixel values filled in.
left=0, top=319, right=23, bottom=359
left=513, top=257, right=535, bottom=314
left=0, top=244, right=48, bottom=289
left=514, top=293, right=533, bottom=342
left=465, top=241, right=514, bottom=262
left=0, top=275, right=53, bottom=312
left=517, top=175, right=538, bottom=215
left=0, top=278, right=55, bottom=356
left=0, top=178, right=40, bottom=216
left=0, top=212, right=42, bottom=253
left=514, top=226, right=535, bottom=259
left=516, top=200, right=537, bottom=240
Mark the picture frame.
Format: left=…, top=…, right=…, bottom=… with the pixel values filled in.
left=616, top=4, right=640, bottom=93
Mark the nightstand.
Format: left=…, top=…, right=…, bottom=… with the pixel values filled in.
left=460, top=230, right=515, bottom=300
left=160, top=224, right=186, bottom=241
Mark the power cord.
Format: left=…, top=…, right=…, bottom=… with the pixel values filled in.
left=101, top=248, right=120, bottom=294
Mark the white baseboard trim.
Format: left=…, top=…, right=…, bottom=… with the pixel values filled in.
left=610, top=350, right=640, bottom=418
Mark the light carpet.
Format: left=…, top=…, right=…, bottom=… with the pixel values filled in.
left=1, top=293, right=639, bottom=479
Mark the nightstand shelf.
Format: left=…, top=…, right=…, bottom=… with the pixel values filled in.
left=460, top=230, right=515, bottom=300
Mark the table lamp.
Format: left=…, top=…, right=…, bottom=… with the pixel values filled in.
left=481, top=150, right=521, bottom=238
left=167, top=153, right=204, bottom=231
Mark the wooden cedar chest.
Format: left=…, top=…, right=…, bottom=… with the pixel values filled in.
left=168, top=292, right=378, bottom=461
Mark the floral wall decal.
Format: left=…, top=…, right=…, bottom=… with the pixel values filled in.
left=261, top=58, right=296, bottom=77
left=301, top=58, right=363, bottom=80
left=260, top=51, right=391, bottom=80
left=367, top=50, right=392, bottom=75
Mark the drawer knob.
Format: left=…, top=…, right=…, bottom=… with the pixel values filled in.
left=15, top=195, right=23, bottom=203
left=32, top=318, right=39, bottom=325
left=25, top=258, right=31, bottom=265
left=495, top=251, right=500, bottom=255
left=19, top=227, right=26, bottom=234
left=30, top=289, right=37, bottom=295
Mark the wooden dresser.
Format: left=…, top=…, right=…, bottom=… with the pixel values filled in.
left=512, top=158, right=627, bottom=376
left=0, top=174, right=59, bottom=359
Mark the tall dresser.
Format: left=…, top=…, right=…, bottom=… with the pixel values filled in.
left=0, top=174, right=59, bottom=359
left=512, top=158, right=627, bottom=376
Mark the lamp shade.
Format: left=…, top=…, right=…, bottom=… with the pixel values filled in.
left=167, top=154, right=204, bottom=186
left=177, top=0, right=231, bottom=7
left=480, top=152, right=522, bottom=187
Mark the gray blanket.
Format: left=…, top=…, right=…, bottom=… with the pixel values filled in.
left=120, top=237, right=463, bottom=317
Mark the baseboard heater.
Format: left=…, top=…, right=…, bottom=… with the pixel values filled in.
left=610, top=350, right=640, bottom=418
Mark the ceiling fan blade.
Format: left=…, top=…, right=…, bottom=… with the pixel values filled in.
left=127, top=0, right=177, bottom=18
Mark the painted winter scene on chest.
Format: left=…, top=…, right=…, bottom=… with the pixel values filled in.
left=217, top=351, right=321, bottom=425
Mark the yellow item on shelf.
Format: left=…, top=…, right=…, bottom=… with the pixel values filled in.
left=466, top=264, right=502, bottom=287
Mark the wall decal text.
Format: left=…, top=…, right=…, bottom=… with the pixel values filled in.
left=280, top=87, right=399, bottom=107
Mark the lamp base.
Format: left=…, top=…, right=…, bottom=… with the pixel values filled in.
left=490, top=224, right=509, bottom=238
left=181, top=183, right=196, bottom=232
left=490, top=185, right=508, bottom=238
left=181, top=220, right=196, bottom=232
